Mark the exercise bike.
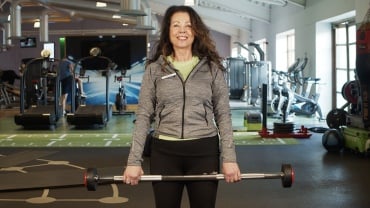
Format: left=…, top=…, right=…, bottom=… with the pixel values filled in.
left=270, top=70, right=295, bottom=121
left=270, top=59, right=301, bottom=121
left=290, top=77, right=323, bottom=120
left=114, top=69, right=127, bottom=114
left=288, top=58, right=323, bottom=120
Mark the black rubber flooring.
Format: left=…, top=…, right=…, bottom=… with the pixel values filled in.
left=1, top=133, right=370, bottom=208
left=1, top=105, right=369, bottom=207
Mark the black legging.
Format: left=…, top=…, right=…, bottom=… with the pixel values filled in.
left=150, top=135, right=220, bottom=208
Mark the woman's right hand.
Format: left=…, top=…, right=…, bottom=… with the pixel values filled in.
left=123, top=165, right=144, bottom=186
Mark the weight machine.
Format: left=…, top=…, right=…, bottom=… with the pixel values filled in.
left=226, top=42, right=271, bottom=106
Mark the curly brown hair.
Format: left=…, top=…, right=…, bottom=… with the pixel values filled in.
left=148, top=5, right=224, bottom=70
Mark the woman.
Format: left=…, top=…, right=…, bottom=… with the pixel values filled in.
left=123, top=5, right=241, bottom=208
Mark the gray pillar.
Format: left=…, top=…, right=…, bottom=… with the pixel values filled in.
left=10, top=4, right=21, bottom=38
left=39, top=11, right=49, bottom=42
left=121, top=0, right=140, bottom=10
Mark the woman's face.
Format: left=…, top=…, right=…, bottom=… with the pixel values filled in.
left=169, top=11, right=194, bottom=52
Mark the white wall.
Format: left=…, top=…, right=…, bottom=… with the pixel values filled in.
left=250, top=0, right=369, bottom=118
left=266, top=0, right=356, bottom=70
left=355, top=0, right=369, bottom=22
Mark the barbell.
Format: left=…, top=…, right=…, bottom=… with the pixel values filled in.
left=84, top=164, right=294, bottom=191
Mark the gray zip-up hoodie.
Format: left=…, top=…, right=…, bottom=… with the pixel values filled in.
left=127, top=55, right=237, bottom=165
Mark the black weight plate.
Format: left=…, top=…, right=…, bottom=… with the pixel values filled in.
left=85, top=168, right=98, bottom=191
left=326, top=109, right=347, bottom=129
left=274, top=122, right=295, bottom=133
left=341, top=80, right=359, bottom=104
left=281, top=164, right=293, bottom=188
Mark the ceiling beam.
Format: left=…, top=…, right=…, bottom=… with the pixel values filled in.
left=203, top=18, right=246, bottom=37
left=22, top=28, right=148, bottom=36
left=1, top=0, right=282, bottom=38
left=195, top=6, right=252, bottom=31
left=148, top=0, right=257, bottom=36
left=287, top=0, right=305, bottom=8
left=197, top=0, right=270, bottom=23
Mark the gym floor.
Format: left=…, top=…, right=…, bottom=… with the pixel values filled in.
left=1, top=102, right=370, bottom=208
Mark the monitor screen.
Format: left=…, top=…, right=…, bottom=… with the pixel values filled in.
left=20, top=37, right=37, bottom=48
left=43, top=42, right=55, bottom=59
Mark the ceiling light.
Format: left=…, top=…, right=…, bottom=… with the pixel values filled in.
left=33, top=21, right=40, bottom=28
left=112, top=14, right=121, bottom=19
left=96, top=1, right=107, bottom=8
left=184, top=0, right=195, bottom=6
left=122, top=23, right=128, bottom=26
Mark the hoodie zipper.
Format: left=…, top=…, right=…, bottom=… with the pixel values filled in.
left=169, top=69, right=186, bottom=139
left=181, top=77, right=186, bottom=139
left=168, top=59, right=203, bottom=139
left=179, top=60, right=202, bottom=139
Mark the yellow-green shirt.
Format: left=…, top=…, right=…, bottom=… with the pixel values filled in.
left=167, top=56, right=200, bottom=80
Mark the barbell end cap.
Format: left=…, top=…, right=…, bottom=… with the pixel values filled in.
left=281, top=164, right=294, bottom=188
left=85, top=168, right=98, bottom=191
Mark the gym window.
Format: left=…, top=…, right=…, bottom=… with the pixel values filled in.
left=333, top=20, right=356, bottom=109
left=276, top=29, right=295, bottom=71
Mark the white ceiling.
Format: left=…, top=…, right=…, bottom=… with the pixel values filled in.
left=0, top=0, right=306, bottom=37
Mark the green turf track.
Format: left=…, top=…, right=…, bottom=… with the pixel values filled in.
left=0, top=132, right=298, bottom=147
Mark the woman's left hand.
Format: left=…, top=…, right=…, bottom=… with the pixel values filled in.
left=222, top=162, right=241, bottom=183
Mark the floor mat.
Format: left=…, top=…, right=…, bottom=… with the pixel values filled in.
left=0, top=132, right=298, bottom=147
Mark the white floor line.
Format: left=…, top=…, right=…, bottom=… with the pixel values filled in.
left=46, top=141, right=57, bottom=146
left=105, top=141, right=112, bottom=146
left=277, top=138, right=286, bottom=144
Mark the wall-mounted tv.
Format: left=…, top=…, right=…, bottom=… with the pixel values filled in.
left=20, top=37, right=36, bottom=48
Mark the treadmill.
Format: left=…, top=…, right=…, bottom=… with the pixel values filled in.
left=66, top=55, right=112, bottom=128
left=14, top=57, right=62, bottom=129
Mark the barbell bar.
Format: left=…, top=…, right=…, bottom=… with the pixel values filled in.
left=84, top=164, right=294, bottom=191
